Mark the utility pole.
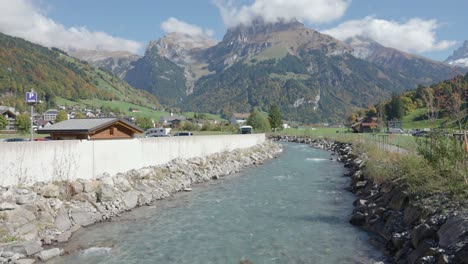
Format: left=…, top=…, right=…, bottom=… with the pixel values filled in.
left=26, top=89, right=38, bottom=142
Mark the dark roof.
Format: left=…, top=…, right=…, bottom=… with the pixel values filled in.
left=0, top=109, right=16, bottom=117
left=37, top=118, right=143, bottom=134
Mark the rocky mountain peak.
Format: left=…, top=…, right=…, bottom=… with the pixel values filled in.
left=445, top=40, right=468, bottom=67
left=226, top=17, right=304, bottom=38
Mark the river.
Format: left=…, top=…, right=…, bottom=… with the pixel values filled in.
left=49, top=142, right=384, bottom=264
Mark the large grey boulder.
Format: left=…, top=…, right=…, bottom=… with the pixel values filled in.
left=69, top=181, right=83, bottom=196
left=7, top=241, right=42, bottom=256
left=35, top=248, right=61, bottom=262
left=39, top=184, right=60, bottom=198
left=70, top=208, right=95, bottom=227
left=15, top=193, right=37, bottom=205
left=0, top=202, right=17, bottom=211
left=389, top=189, right=409, bottom=211
left=349, top=212, right=367, bottom=226
left=123, top=191, right=138, bottom=210
left=54, top=231, right=71, bottom=243
left=411, top=224, right=436, bottom=248
left=54, top=208, right=72, bottom=231
left=99, top=184, right=116, bottom=202
left=437, top=216, right=468, bottom=248
left=14, top=259, right=36, bottom=264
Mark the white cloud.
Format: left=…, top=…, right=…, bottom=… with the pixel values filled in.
left=161, top=17, right=214, bottom=37
left=214, top=0, right=351, bottom=27
left=0, top=0, right=143, bottom=53
left=322, top=16, right=455, bottom=53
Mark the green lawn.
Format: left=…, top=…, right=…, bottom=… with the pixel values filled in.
left=402, top=108, right=445, bottom=129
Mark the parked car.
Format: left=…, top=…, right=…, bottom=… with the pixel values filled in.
left=34, top=137, right=52, bottom=141
left=173, top=132, right=193, bottom=136
left=412, top=131, right=428, bottom=137
left=388, top=128, right=404, bottom=134
left=3, top=138, right=29, bottom=142
left=147, top=134, right=171, bottom=138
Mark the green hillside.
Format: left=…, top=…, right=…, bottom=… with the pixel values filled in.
left=0, top=33, right=160, bottom=113
left=185, top=52, right=415, bottom=123
left=352, top=73, right=468, bottom=130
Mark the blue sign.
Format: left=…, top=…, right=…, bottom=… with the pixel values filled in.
left=26, top=92, right=37, bottom=103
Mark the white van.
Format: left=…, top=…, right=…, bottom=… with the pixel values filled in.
left=145, top=127, right=171, bottom=137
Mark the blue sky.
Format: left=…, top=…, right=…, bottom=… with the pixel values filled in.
left=0, top=0, right=466, bottom=61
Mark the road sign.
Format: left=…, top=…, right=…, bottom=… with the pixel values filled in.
left=26, top=92, right=37, bottom=103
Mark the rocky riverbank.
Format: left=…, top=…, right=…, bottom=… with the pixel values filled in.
left=0, top=141, right=282, bottom=263
left=271, top=135, right=467, bottom=264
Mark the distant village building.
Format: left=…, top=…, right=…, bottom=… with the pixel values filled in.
left=351, top=116, right=378, bottom=133
left=159, top=114, right=186, bottom=128
left=34, top=119, right=52, bottom=129
left=230, top=113, right=250, bottom=125
left=37, top=118, right=144, bottom=140
left=43, top=109, right=59, bottom=122
left=0, top=108, right=17, bottom=130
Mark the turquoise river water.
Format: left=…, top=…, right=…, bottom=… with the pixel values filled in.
left=50, top=143, right=384, bottom=264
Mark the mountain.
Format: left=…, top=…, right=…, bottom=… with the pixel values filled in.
left=345, top=36, right=462, bottom=86
left=183, top=19, right=460, bottom=122
left=445, top=40, right=468, bottom=68
left=68, top=49, right=141, bottom=79
left=120, top=33, right=217, bottom=105
left=0, top=33, right=160, bottom=112
left=75, top=19, right=461, bottom=122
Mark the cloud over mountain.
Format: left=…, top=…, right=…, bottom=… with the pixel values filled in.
left=161, top=17, right=214, bottom=37
left=323, top=16, right=455, bottom=53
left=0, top=0, right=143, bottom=53
left=214, top=0, right=351, bottom=27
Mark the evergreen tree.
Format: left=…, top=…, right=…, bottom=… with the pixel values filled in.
left=385, top=95, right=405, bottom=120
left=247, top=108, right=271, bottom=132
left=56, top=110, right=68, bottom=122
left=15, top=113, right=30, bottom=133
left=0, top=115, right=7, bottom=129
left=268, top=104, right=282, bottom=131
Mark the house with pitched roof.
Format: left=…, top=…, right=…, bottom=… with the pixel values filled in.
left=37, top=118, right=144, bottom=140
left=0, top=108, right=17, bottom=130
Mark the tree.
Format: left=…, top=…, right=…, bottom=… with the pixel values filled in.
left=56, top=110, right=68, bottom=122
left=135, top=117, right=153, bottom=130
left=421, top=87, right=439, bottom=126
left=75, top=112, right=85, bottom=119
left=247, top=108, right=271, bottom=132
left=15, top=113, right=30, bottom=133
left=366, top=105, right=377, bottom=117
left=268, top=104, right=282, bottom=131
left=0, top=115, right=7, bottom=130
left=385, top=95, right=405, bottom=121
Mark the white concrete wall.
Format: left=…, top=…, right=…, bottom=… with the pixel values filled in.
left=0, top=134, right=265, bottom=187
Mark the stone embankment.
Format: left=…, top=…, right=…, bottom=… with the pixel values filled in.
left=271, top=135, right=467, bottom=264
left=0, top=141, right=282, bottom=263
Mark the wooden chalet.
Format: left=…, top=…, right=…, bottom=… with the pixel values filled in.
left=0, top=109, right=17, bottom=130
left=37, top=118, right=144, bottom=140
left=351, top=116, right=378, bottom=133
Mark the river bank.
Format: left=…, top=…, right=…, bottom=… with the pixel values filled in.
left=0, top=141, right=282, bottom=263
left=271, top=135, right=467, bottom=264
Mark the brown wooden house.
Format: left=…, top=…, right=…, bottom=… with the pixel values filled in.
left=351, top=116, right=378, bottom=133
left=37, top=118, right=144, bottom=140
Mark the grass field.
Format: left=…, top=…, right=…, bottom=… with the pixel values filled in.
left=402, top=108, right=445, bottom=129
left=56, top=98, right=224, bottom=122
left=275, top=127, right=418, bottom=151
